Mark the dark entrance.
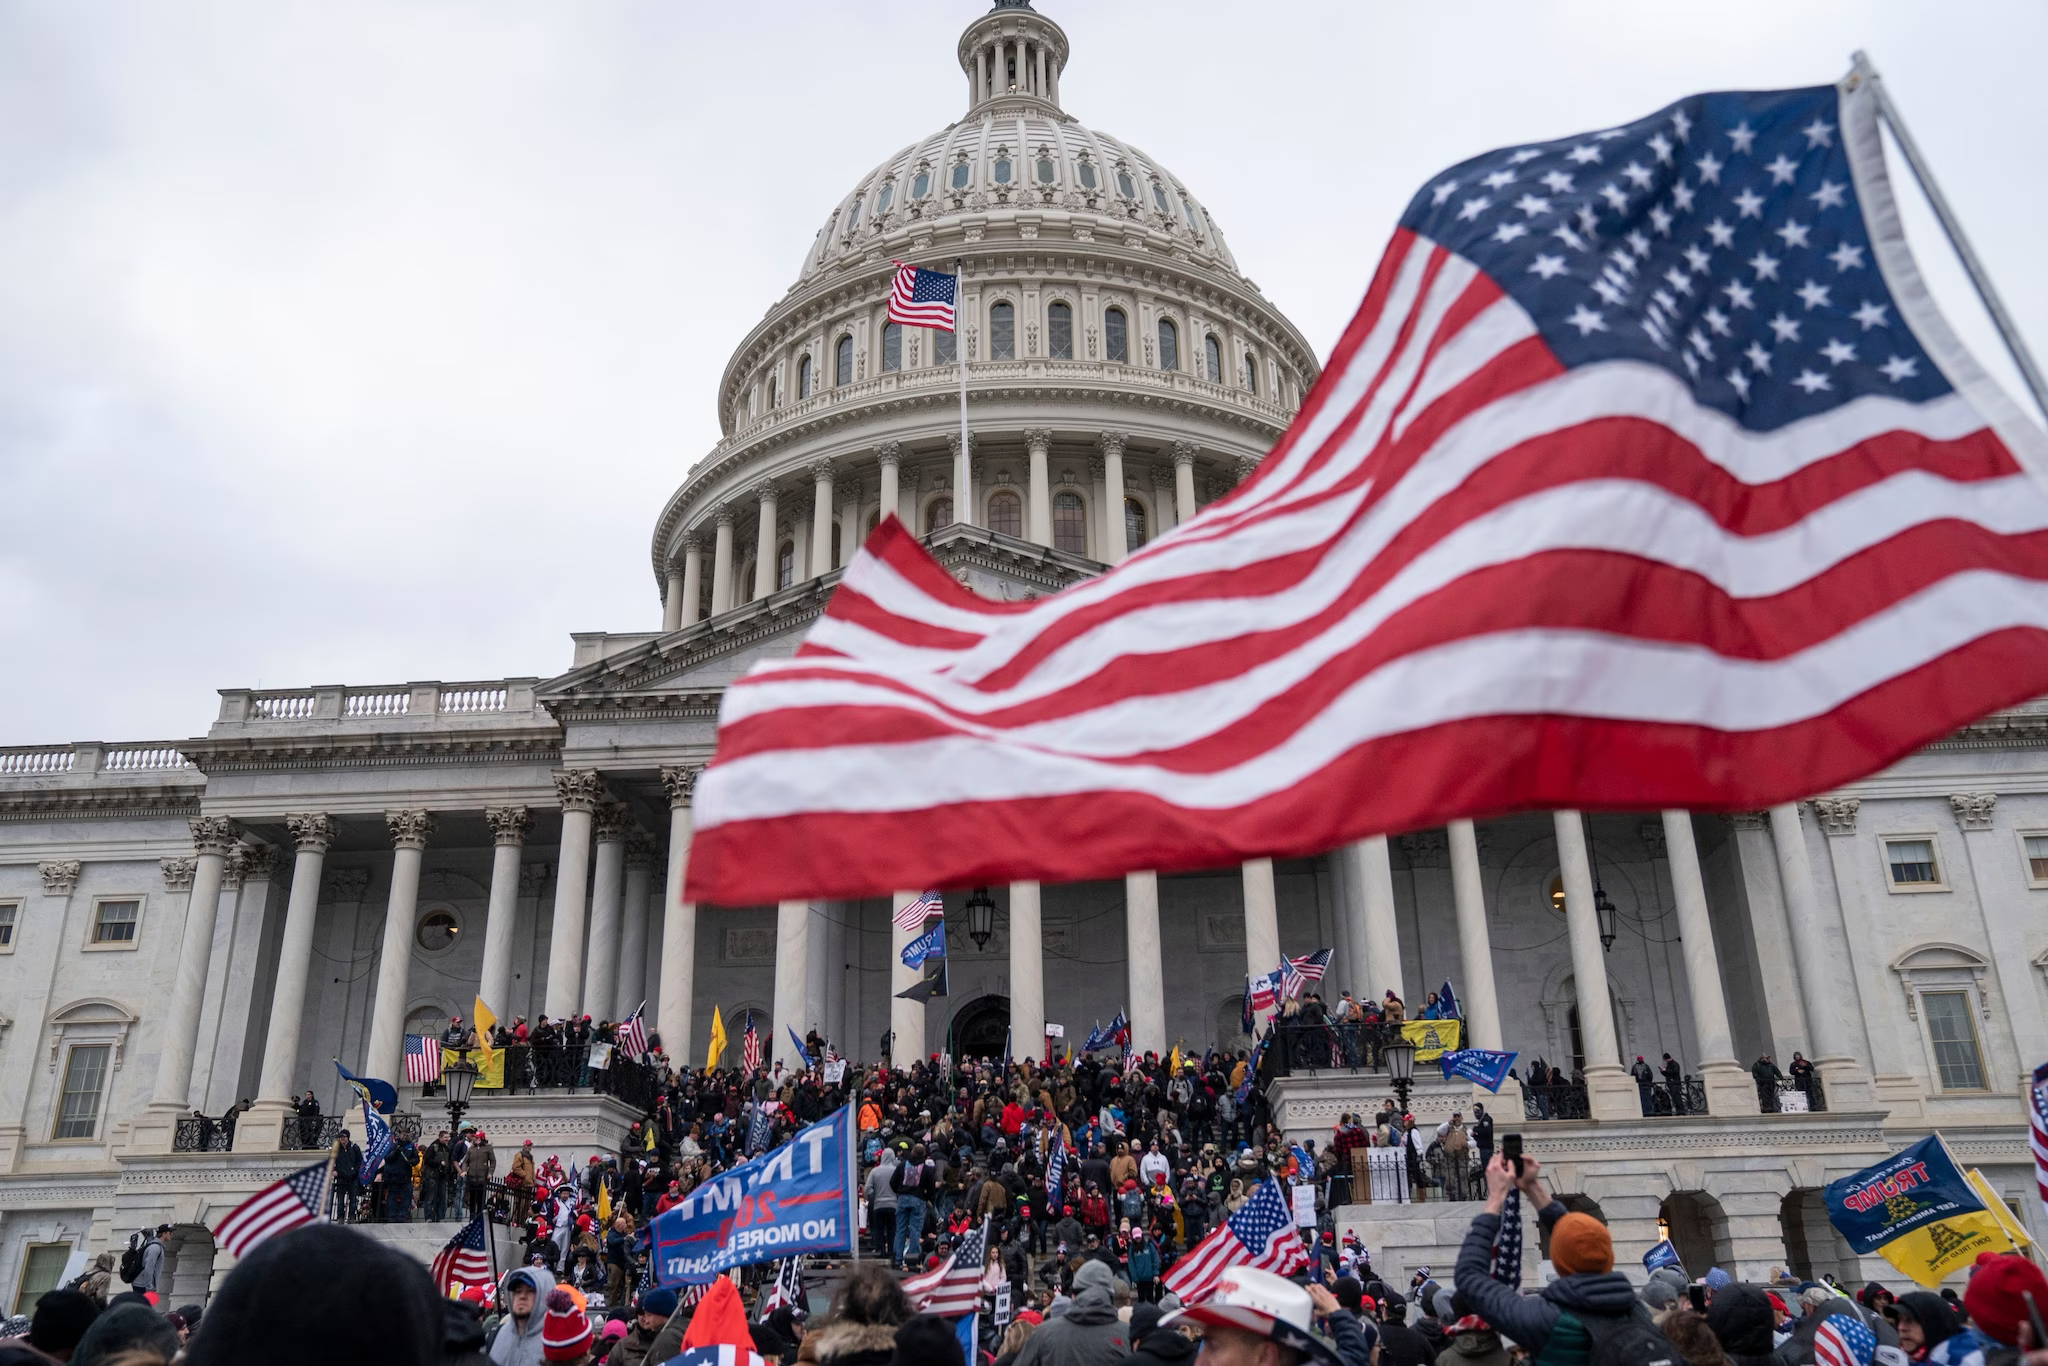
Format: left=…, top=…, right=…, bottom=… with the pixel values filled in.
left=949, top=995, right=1011, bottom=1062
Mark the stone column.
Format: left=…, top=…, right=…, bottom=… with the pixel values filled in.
left=710, top=506, right=736, bottom=615
left=1089, top=458, right=1108, bottom=556
left=679, top=536, right=703, bottom=628
left=618, top=832, right=656, bottom=1023
left=479, top=806, right=530, bottom=1023
left=581, top=804, right=631, bottom=1023
left=1099, top=432, right=1129, bottom=561
left=1554, top=811, right=1638, bottom=1119
left=1769, top=803, right=1876, bottom=1105
left=1241, top=859, right=1280, bottom=982
left=1126, top=871, right=1165, bottom=1054
left=877, top=442, right=901, bottom=526
left=773, top=900, right=812, bottom=1068
left=890, top=891, right=929, bottom=1065
left=1172, top=442, right=1199, bottom=523
left=1025, top=428, right=1053, bottom=546
left=1445, top=821, right=1502, bottom=1049
left=1358, top=835, right=1404, bottom=1004
left=663, top=564, right=685, bottom=632
left=949, top=432, right=976, bottom=528
left=658, top=767, right=700, bottom=1059
left=753, top=482, right=780, bottom=599
left=809, top=459, right=836, bottom=576
left=1152, top=465, right=1178, bottom=534
left=1010, top=882, right=1045, bottom=1054
left=149, top=817, right=241, bottom=1113
left=235, top=813, right=333, bottom=1151
left=1658, top=811, right=1755, bottom=1115
left=544, top=771, right=605, bottom=1020
left=365, top=809, right=434, bottom=1085
left=788, top=494, right=811, bottom=581
left=837, top=478, right=863, bottom=567
left=971, top=46, right=984, bottom=106
left=1951, top=794, right=2044, bottom=1085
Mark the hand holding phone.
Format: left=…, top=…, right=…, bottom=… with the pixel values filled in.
left=1502, top=1133, right=1523, bottom=1177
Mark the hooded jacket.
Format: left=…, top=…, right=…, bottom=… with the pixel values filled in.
left=488, top=1267, right=558, bottom=1366
left=1438, top=1327, right=1514, bottom=1366
left=1013, top=1261, right=1131, bottom=1366
left=1453, top=1204, right=1641, bottom=1363
left=811, top=1319, right=902, bottom=1366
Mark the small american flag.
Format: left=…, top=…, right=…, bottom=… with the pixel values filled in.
left=741, top=1014, right=762, bottom=1074
left=760, top=1256, right=805, bottom=1317
left=1815, top=1313, right=1877, bottom=1366
left=673, top=1347, right=765, bottom=1366
left=887, top=262, right=956, bottom=331
left=617, top=1004, right=650, bottom=1062
left=1280, top=949, right=1333, bottom=1000
left=1162, top=1178, right=1306, bottom=1305
left=404, top=1034, right=441, bottom=1084
left=213, top=1159, right=331, bottom=1259
left=904, top=1217, right=988, bottom=1317
left=1490, top=1189, right=1524, bottom=1289
left=430, top=1214, right=494, bottom=1292
left=2032, top=1060, right=2048, bottom=1224
left=894, top=891, right=944, bottom=933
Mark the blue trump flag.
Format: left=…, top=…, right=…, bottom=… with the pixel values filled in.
left=1824, top=1134, right=1986, bottom=1255
left=359, top=1099, right=394, bottom=1182
left=788, top=1027, right=815, bottom=1070
left=652, top=1105, right=857, bottom=1285
left=1643, top=1239, right=1683, bottom=1273
left=901, top=920, right=946, bottom=970
left=1440, top=1049, right=1518, bottom=1092
left=1438, top=979, right=1461, bottom=1020
left=334, top=1058, right=398, bottom=1115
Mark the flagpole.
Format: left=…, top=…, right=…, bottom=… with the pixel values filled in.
left=1851, top=52, right=2048, bottom=425
left=954, top=256, right=970, bottom=525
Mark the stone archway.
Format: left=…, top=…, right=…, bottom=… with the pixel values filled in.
left=1660, top=1191, right=1730, bottom=1279
left=949, top=994, right=1010, bottom=1063
left=164, top=1223, right=219, bottom=1307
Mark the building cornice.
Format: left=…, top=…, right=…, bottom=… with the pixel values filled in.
left=177, top=727, right=563, bottom=775
left=0, top=787, right=203, bottom=823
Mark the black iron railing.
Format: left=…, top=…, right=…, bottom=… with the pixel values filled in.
left=1765, top=1074, right=1826, bottom=1113
left=1425, top=1144, right=1484, bottom=1201
left=173, top=1113, right=237, bottom=1152
left=1632, top=1077, right=1709, bottom=1116
left=1268, top=1022, right=1406, bottom=1074
left=1522, top=1084, right=1590, bottom=1120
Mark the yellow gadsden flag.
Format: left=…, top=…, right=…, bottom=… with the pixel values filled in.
left=1401, top=1018, right=1462, bottom=1062
left=1168, top=1044, right=1182, bottom=1077
left=707, top=1006, right=729, bottom=1071
left=473, top=996, right=499, bottom=1078
left=596, top=1179, right=611, bottom=1227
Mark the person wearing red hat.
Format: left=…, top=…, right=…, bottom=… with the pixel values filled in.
left=1930, top=1251, right=2048, bottom=1366
left=541, top=1286, right=595, bottom=1363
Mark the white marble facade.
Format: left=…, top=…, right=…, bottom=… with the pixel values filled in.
left=2, top=0, right=2044, bottom=1310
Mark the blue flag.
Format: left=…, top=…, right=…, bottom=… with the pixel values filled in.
left=788, top=1027, right=815, bottom=1070
left=1438, top=979, right=1461, bottom=1020
left=652, top=1107, right=858, bottom=1284
left=955, top=1312, right=978, bottom=1365
left=745, top=1104, right=774, bottom=1157
left=335, top=1059, right=398, bottom=1115
left=359, top=1099, right=394, bottom=1182
left=1440, top=1048, right=1518, bottom=1092
left=1643, top=1239, right=1683, bottom=1273
left=1824, top=1134, right=1985, bottom=1255
left=901, top=920, right=947, bottom=969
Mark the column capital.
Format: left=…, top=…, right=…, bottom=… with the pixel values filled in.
left=751, top=479, right=779, bottom=503
left=947, top=431, right=975, bottom=459
left=625, top=829, right=660, bottom=871
left=386, top=809, right=436, bottom=850
left=593, top=802, right=634, bottom=843
left=286, top=812, right=335, bottom=853
left=787, top=494, right=813, bottom=523
left=243, top=844, right=278, bottom=880
left=680, top=531, right=701, bottom=553
left=1809, top=796, right=1860, bottom=837
left=519, top=862, right=554, bottom=897
left=839, top=477, right=865, bottom=500
left=1234, top=454, right=1260, bottom=483
left=38, top=860, right=81, bottom=896
left=713, top=503, right=738, bottom=528
left=809, top=457, right=837, bottom=482
left=222, top=846, right=250, bottom=890
left=325, top=867, right=371, bottom=901
left=1097, top=430, right=1128, bottom=459
left=553, top=769, right=608, bottom=813
left=486, top=805, right=533, bottom=847
left=160, top=857, right=197, bottom=891
left=874, top=441, right=902, bottom=468
left=189, top=815, right=243, bottom=856
left=1023, top=427, right=1053, bottom=454
left=1088, top=457, right=1105, bottom=480
left=1637, top=820, right=1668, bottom=858
left=1171, top=440, right=1199, bottom=467
left=1950, top=792, right=1997, bottom=831
left=660, top=765, right=702, bottom=807
left=1396, top=831, right=1448, bottom=869
left=1728, top=811, right=1770, bottom=831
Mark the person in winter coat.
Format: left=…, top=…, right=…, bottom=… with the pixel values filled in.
left=73, top=1251, right=117, bottom=1304
left=1012, top=1258, right=1131, bottom=1366
left=807, top=1264, right=913, bottom=1366
left=864, top=1148, right=899, bottom=1262
left=601, top=1287, right=676, bottom=1366
left=488, top=1266, right=557, bottom=1366
left=1893, top=1292, right=1963, bottom=1363
left=464, top=1133, right=496, bottom=1219
left=1452, top=1155, right=1643, bottom=1366
left=1434, top=1294, right=1512, bottom=1366
left=1126, top=1303, right=1197, bottom=1366
left=1701, top=1285, right=1783, bottom=1366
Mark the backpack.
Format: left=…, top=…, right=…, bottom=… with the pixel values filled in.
left=1555, top=1305, right=1679, bottom=1366
left=1119, top=1187, right=1145, bottom=1220
left=118, top=1233, right=145, bottom=1284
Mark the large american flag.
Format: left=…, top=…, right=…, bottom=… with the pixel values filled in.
left=403, top=1034, right=441, bottom=1084
left=430, top=1214, right=494, bottom=1293
left=887, top=262, right=957, bottom=331
left=2030, top=1060, right=2048, bottom=1222
left=893, top=891, right=944, bottom=933
left=903, top=1216, right=988, bottom=1317
left=213, top=1159, right=331, bottom=1260
left=684, top=78, right=2048, bottom=907
left=1162, top=1177, right=1306, bottom=1304
left=1280, top=949, right=1334, bottom=999
left=741, top=1014, right=762, bottom=1074
left=617, top=1005, right=650, bottom=1062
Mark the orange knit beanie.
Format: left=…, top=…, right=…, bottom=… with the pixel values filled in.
left=1549, top=1212, right=1613, bottom=1275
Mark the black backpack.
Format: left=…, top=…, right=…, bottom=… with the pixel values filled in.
left=1570, top=1305, right=1680, bottom=1366
left=118, top=1233, right=145, bottom=1284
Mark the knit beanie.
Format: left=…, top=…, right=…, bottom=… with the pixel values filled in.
left=26, top=1289, right=98, bottom=1356
left=1548, top=1212, right=1614, bottom=1275
left=542, top=1288, right=594, bottom=1361
left=183, top=1224, right=441, bottom=1366
left=1964, top=1252, right=2048, bottom=1349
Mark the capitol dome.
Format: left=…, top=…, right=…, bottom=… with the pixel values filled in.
left=648, top=0, right=1317, bottom=627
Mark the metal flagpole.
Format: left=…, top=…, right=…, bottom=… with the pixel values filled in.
left=955, top=256, right=970, bottom=523
left=1852, top=51, right=2048, bottom=425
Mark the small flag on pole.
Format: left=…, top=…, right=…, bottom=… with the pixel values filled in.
left=1279, top=949, right=1333, bottom=1000
left=431, top=1214, right=495, bottom=1293
left=213, top=1160, right=332, bottom=1260
left=903, top=1216, right=989, bottom=1317
left=2031, top=1060, right=2048, bottom=1224
left=789, top=1026, right=815, bottom=1070
left=1162, top=1178, right=1307, bottom=1305
left=707, top=1006, right=729, bottom=1071
left=403, top=1034, right=442, bottom=1084
left=741, top=1014, right=762, bottom=1074
left=894, top=891, right=944, bottom=933
left=618, top=1003, right=650, bottom=1062
left=886, top=262, right=957, bottom=331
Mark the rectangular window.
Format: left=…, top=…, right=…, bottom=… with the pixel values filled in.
left=882, top=322, right=902, bottom=373
left=1047, top=303, right=1073, bottom=360
left=55, top=1044, right=110, bottom=1139
left=13, top=1243, right=71, bottom=1316
left=1923, top=991, right=1986, bottom=1090
left=0, top=901, right=17, bottom=952
left=989, top=303, right=1016, bottom=360
left=1885, top=839, right=1938, bottom=887
left=2025, top=835, right=2048, bottom=882
left=91, top=899, right=140, bottom=945
left=932, top=328, right=956, bottom=366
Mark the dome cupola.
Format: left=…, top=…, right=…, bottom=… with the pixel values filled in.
left=958, top=1, right=1070, bottom=117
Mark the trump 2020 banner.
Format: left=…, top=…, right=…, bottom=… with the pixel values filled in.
left=1824, top=1135, right=1985, bottom=1255
left=652, top=1106, right=856, bottom=1285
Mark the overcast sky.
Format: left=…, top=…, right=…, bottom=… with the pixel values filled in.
left=2, top=1, right=2043, bottom=745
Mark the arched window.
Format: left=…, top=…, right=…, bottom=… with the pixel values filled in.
left=777, top=541, right=795, bottom=590
left=1078, top=160, right=1099, bottom=191
left=1152, top=182, right=1171, bottom=213
left=951, top=160, right=971, bottom=191
left=993, top=155, right=1012, bottom=185
left=1125, top=497, right=1148, bottom=551
left=1204, top=334, right=1223, bottom=383
left=1158, top=318, right=1179, bottom=371
left=1243, top=348, right=1259, bottom=395
left=1047, top=302, right=1073, bottom=360
left=926, top=498, right=953, bottom=534
left=844, top=198, right=862, bottom=234
left=911, top=169, right=931, bottom=199
left=1180, top=194, right=1200, bottom=229
left=865, top=510, right=880, bottom=536
left=1036, top=156, right=1056, bottom=184
left=1117, top=169, right=1136, bottom=200
left=830, top=521, right=843, bottom=568
left=1104, top=308, right=1128, bottom=363
left=798, top=356, right=812, bottom=400
left=990, top=302, right=1016, bottom=360
left=1053, top=492, right=1087, bottom=554
left=933, top=328, right=957, bottom=365
left=875, top=182, right=893, bottom=213
left=768, top=375, right=779, bottom=408
left=988, top=491, right=1022, bottom=538
left=882, top=322, right=903, bottom=373
left=834, top=335, right=853, bottom=386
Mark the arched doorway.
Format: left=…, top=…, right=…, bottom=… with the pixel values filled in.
left=1660, top=1191, right=1729, bottom=1279
left=949, top=995, right=1010, bottom=1063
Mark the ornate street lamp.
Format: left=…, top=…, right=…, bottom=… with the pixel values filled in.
left=1382, top=1036, right=1416, bottom=1114
left=1595, top=882, right=1618, bottom=952
left=965, top=886, right=996, bottom=950
left=443, top=1051, right=480, bottom=1139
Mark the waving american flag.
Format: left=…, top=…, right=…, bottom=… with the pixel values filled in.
left=887, top=262, right=957, bottom=331
left=904, top=1217, right=988, bottom=1318
left=687, top=75, right=2048, bottom=907
left=1162, top=1178, right=1306, bottom=1304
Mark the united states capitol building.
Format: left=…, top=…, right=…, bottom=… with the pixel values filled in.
left=2, top=0, right=2043, bottom=1309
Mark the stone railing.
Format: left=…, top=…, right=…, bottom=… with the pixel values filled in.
left=222, top=680, right=538, bottom=726
left=0, top=742, right=195, bottom=777
left=0, top=747, right=74, bottom=775
left=104, top=745, right=194, bottom=771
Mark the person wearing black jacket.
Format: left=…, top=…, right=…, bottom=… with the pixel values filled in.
left=1470, top=1105, right=1494, bottom=1172
left=333, top=1132, right=364, bottom=1222
left=1376, top=1292, right=1437, bottom=1366
left=889, top=1143, right=938, bottom=1269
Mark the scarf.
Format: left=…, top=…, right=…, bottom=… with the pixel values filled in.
left=1489, top=1189, right=1523, bottom=1289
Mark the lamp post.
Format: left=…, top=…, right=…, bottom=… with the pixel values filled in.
left=965, top=886, right=996, bottom=951
left=443, top=1050, right=479, bottom=1140
left=1595, top=882, right=1617, bottom=953
left=1382, top=1036, right=1417, bottom=1114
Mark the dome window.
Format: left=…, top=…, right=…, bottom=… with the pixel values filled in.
left=993, top=156, right=1013, bottom=185
left=845, top=198, right=862, bottom=234
left=989, top=491, right=1022, bottom=538
left=1037, top=157, right=1056, bottom=184
left=835, top=335, right=854, bottom=387
left=1053, top=492, right=1087, bottom=554
left=777, top=541, right=795, bottom=590
left=1078, top=160, right=1098, bottom=191
left=883, top=322, right=903, bottom=373
left=933, top=328, right=957, bottom=365
left=1181, top=194, right=1199, bottom=229
left=1047, top=302, right=1073, bottom=361
left=1152, top=182, right=1170, bottom=213
left=768, top=375, right=779, bottom=408
left=1243, top=348, right=1259, bottom=395
left=1158, top=318, right=1180, bottom=371
left=989, top=302, right=1016, bottom=360
left=1104, top=307, right=1129, bottom=363
left=926, top=497, right=953, bottom=534
left=951, top=160, right=971, bottom=191
left=876, top=182, right=894, bottom=213
left=1204, top=334, right=1223, bottom=383
left=1116, top=169, right=1136, bottom=200
left=798, top=356, right=812, bottom=400
left=1125, top=497, right=1149, bottom=551
left=912, top=169, right=931, bottom=199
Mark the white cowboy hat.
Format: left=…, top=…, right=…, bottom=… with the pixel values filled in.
left=1161, top=1267, right=1341, bottom=1366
